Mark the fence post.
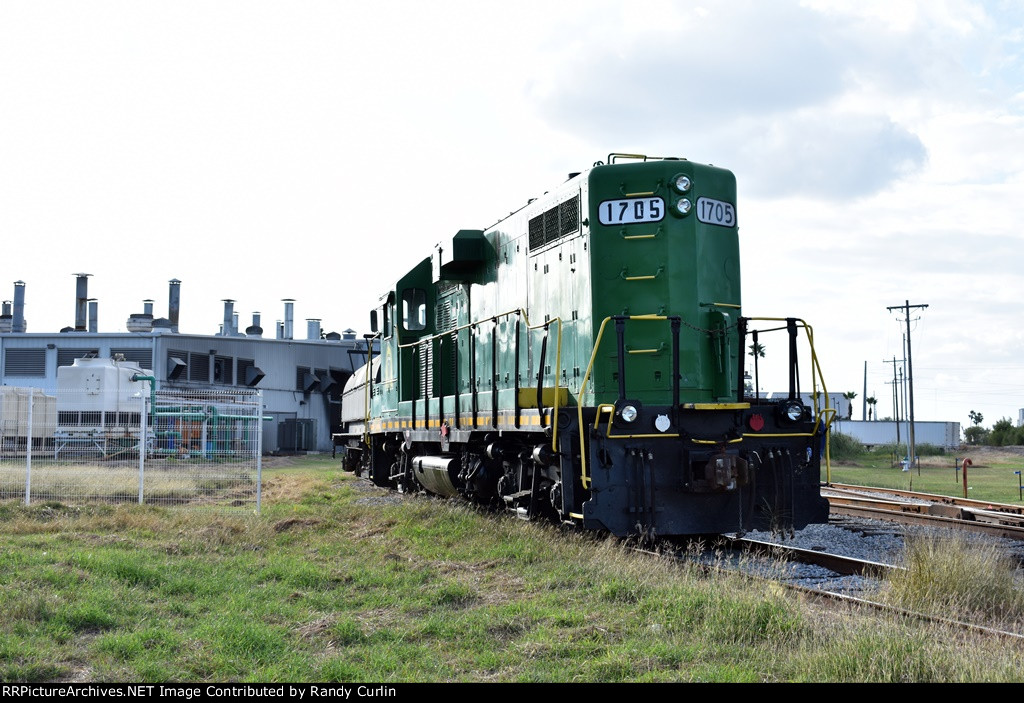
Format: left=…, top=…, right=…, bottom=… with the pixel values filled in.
left=256, top=390, right=263, bottom=515
left=24, top=391, right=33, bottom=506
left=138, top=390, right=147, bottom=505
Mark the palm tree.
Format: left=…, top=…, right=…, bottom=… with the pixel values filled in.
left=866, top=395, right=877, bottom=421
left=748, top=342, right=765, bottom=398
left=843, top=391, right=857, bottom=420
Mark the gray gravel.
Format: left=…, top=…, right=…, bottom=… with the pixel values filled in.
left=730, top=516, right=1024, bottom=595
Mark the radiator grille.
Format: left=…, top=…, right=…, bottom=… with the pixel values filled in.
left=528, top=195, right=580, bottom=252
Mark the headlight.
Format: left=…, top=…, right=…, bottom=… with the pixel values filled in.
left=781, top=400, right=804, bottom=423
left=672, top=174, right=691, bottom=193
left=619, top=405, right=638, bottom=423
left=675, top=198, right=691, bottom=215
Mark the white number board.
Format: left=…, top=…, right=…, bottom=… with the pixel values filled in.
left=696, top=197, right=737, bottom=227
left=598, top=197, right=665, bottom=226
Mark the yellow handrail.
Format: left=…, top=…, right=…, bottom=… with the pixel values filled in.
left=622, top=227, right=660, bottom=241
left=525, top=316, right=563, bottom=453
left=592, top=404, right=616, bottom=430
left=621, top=266, right=663, bottom=281
left=579, top=317, right=617, bottom=488
left=362, top=334, right=380, bottom=447
left=579, top=315, right=678, bottom=488
left=395, top=307, right=564, bottom=452
left=578, top=315, right=835, bottom=489
left=743, top=316, right=834, bottom=481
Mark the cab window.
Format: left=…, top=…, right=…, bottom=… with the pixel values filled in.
left=402, top=288, right=426, bottom=331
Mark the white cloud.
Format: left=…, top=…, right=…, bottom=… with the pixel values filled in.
left=0, top=0, right=1023, bottom=427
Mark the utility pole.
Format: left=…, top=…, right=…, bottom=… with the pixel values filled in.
left=887, top=300, right=928, bottom=468
left=901, top=365, right=909, bottom=466
left=883, top=356, right=903, bottom=443
left=862, top=361, right=867, bottom=422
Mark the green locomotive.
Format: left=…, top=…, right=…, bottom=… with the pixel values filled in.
left=339, top=153, right=833, bottom=537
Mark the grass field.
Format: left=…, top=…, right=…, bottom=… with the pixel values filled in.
left=822, top=442, right=1024, bottom=505
left=0, top=460, right=258, bottom=508
left=2, top=454, right=1024, bottom=683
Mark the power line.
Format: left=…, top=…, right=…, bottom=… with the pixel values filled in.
left=887, top=300, right=928, bottom=464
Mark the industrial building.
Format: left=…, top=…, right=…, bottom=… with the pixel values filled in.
left=0, top=276, right=373, bottom=454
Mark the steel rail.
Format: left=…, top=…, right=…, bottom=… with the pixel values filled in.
left=828, top=483, right=1024, bottom=516
left=722, top=536, right=898, bottom=577
left=827, top=502, right=1024, bottom=540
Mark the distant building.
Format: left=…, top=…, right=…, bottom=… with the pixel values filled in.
left=761, top=391, right=960, bottom=449
left=830, top=419, right=961, bottom=450
left=0, top=277, right=374, bottom=453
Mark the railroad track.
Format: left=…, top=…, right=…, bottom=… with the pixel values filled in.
left=723, top=534, right=897, bottom=578
left=652, top=535, right=1024, bottom=642
left=822, top=483, right=1024, bottom=540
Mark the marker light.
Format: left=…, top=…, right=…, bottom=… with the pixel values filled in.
left=676, top=198, right=691, bottom=215
left=620, top=405, right=638, bottom=423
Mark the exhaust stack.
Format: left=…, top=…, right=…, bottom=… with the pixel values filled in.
left=168, top=279, right=181, bottom=333
left=282, top=299, right=295, bottom=340
left=307, top=319, right=321, bottom=340
left=13, top=281, right=26, bottom=333
left=222, top=299, right=235, bottom=336
left=73, top=273, right=91, bottom=331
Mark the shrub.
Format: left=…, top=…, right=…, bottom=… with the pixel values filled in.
left=964, top=426, right=990, bottom=445
left=988, top=418, right=1024, bottom=447
left=827, top=432, right=864, bottom=460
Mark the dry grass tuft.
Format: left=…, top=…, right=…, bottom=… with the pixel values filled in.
left=883, top=532, right=1024, bottom=629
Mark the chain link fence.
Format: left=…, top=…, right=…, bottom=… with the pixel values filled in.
left=0, top=386, right=262, bottom=512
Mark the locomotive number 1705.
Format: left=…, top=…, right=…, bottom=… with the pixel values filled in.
left=598, top=197, right=665, bottom=225
left=696, top=197, right=737, bottom=227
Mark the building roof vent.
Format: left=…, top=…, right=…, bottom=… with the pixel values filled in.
left=246, top=312, right=263, bottom=337
left=0, top=301, right=11, bottom=334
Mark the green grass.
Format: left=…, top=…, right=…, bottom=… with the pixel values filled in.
left=1, top=454, right=1023, bottom=682
left=823, top=441, right=1024, bottom=505
left=0, top=459, right=257, bottom=506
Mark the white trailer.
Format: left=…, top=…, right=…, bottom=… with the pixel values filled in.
left=831, top=419, right=961, bottom=449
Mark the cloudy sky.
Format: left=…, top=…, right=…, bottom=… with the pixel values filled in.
left=2, top=0, right=1023, bottom=428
